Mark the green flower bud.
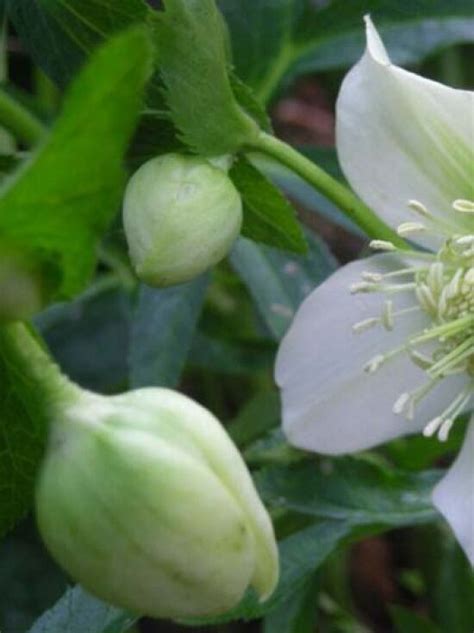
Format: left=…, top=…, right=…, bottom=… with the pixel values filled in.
left=123, top=153, right=242, bottom=287
left=36, top=388, right=278, bottom=618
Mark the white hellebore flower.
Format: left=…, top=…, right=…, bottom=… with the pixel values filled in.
left=275, top=17, right=474, bottom=564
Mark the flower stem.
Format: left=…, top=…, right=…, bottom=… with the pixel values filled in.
left=248, top=131, right=405, bottom=247
left=0, top=321, right=79, bottom=411
left=0, top=88, right=47, bottom=145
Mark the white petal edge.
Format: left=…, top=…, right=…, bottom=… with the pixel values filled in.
left=275, top=255, right=470, bottom=454
left=432, top=418, right=474, bottom=566
left=336, top=16, right=474, bottom=250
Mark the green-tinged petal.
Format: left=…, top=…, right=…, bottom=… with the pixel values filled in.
left=275, top=256, right=470, bottom=454
left=336, top=16, right=474, bottom=249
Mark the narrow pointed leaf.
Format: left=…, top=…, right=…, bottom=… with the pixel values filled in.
left=151, top=0, right=259, bottom=154
left=129, top=275, right=209, bottom=388
left=0, top=28, right=152, bottom=300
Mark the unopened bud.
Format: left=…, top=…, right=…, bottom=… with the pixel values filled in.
left=36, top=387, right=278, bottom=618
left=123, top=154, right=242, bottom=287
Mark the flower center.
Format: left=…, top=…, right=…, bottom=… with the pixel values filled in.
left=351, top=199, right=474, bottom=442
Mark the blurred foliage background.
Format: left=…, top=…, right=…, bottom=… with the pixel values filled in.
left=0, top=1, right=473, bottom=632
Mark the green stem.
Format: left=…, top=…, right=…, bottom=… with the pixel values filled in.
left=248, top=131, right=406, bottom=247
left=0, top=321, right=79, bottom=411
left=0, top=88, right=47, bottom=145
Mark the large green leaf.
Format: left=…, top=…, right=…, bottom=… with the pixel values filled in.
left=7, top=0, right=150, bottom=86
left=151, top=0, right=259, bottom=155
left=255, top=458, right=439, bottom=528
left=27, top=586, right=136, bottom=633
left=129, top=275, right=209, bottom=388
left=220, top=0, right=474, bottom=102
left=36, top=279, right=132, bottom=393
left=0, top=28, right=152, bottom=300
left=230, top=232, right=337, bottom=340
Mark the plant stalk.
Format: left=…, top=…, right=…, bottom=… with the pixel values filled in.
left=0, top=321, right=79, bottom=411
left=249, top=131, right=406, bottom=247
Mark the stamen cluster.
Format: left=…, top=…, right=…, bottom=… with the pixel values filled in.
left=352, top=200, right=474, bottom=442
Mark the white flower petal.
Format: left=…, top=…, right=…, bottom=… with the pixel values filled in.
left=336, top=16, right=474, bottom=248
left=275, top=256, right=470, bottom=454
left=432, top=419, right=474, bottom=566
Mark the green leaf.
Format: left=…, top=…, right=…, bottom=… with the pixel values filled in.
left=293, top=1, right=474, bottom=74
left=0, top=27, right=152, bottom=300
left=7, top=0, right=150, bottom=86
left=255, top=458, right=439, bottom=528
left=151, top=0, right=259, bottom=155
left=253, top=521, right=350, bottom=620
left=430, top=537, right=474, bottom=633
left=189, top=332, right=274, bottom=375
left=227, top=391, right=281, bottom=448
left=36, top=279, right=132, bottom=393
left=27, top=586, right=136, bottom=633
left=391, top=606, right=441, bottom=633
left=220, top=0, right=474, bottom=102
left=230, top=233, right=337, bottom=340
left=129, top=275, right=209, bottom=388
left=385, top=416, right=467, bottom=472
left=0, top=521, right=66, bottom=632
left=230, top=156, right=307, bottom=254
left=219, top=0, right=300, bottom=102
left=263, top=573, right=319, bottom=633
left=244, top=429, right=305, bottom=467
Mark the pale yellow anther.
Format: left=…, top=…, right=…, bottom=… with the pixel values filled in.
left=397, top=221, right=426, bottom=236
left=408, top=199, right=432, bottom=217
left=452, top=199, right=474, bottom=214
left=369, top=240, right=396, bottom=251
left=352, top=197, right=473, bottom=443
